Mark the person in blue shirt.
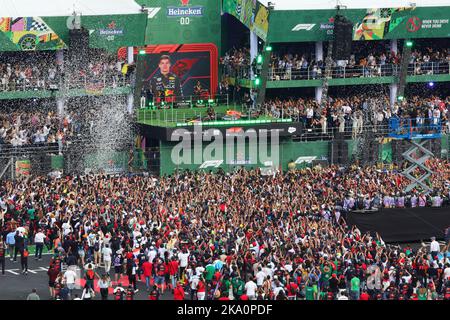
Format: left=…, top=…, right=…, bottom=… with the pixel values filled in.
left=6, top=231, right=16, bottom=261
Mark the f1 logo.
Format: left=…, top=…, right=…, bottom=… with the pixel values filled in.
left=199, top=160, right=223, bottom=169
left=291, top=24, right=316, bottom=31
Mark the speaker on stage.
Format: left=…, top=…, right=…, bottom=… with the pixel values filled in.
left=332, top=15, right=353, bottom=60
left=69, top=28, right=89, bottom=51
left=68, top=28, right=90, bottom=65
left=329, top=138, right=348, bottom=165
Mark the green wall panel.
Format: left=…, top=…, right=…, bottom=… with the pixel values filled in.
left=159, top=134, right=449, bottom=175
left=136, top=0, right=221, bottom=51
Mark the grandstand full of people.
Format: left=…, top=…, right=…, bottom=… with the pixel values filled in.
left=0, top=1, right=449, bottom=303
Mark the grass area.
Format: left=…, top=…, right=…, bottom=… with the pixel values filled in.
left=26, top=245, right=51, bottom=255
left=136, top=104, right=289, bottom=128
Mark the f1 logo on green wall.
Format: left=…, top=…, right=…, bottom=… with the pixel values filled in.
left=291, top=24, right=316, bottom=31
left=199, top=160, right=223, bottom=169
left=145, top=7, right=161, bottom=19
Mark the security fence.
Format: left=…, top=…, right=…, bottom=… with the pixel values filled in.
left=1, top=129, right=447, bottom=179
left=229, top=61, right=450, bottom=81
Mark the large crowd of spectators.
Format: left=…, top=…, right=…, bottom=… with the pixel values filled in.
left=0, top=52, right=59, bottom=91
left=220, top=44, right=450, bottom=81
left=263, top=95, right=450, bottom=136
left=0, top=162, right=449, bottom=300
left=0, top=108, right=81, bottom=151
left=0, top=51, right=132, bottom=92
left=270, top=47, right=449, bottom=80
left=220, top=47, right=252, bottom=79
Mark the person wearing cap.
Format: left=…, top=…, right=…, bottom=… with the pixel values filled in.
left=329, top=273, right=339, bottom=296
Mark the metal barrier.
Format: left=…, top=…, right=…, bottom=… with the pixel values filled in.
left=138, top=94, right=229, bottom=109
left=388, top=117, right=442, bottom=139
left=137, top=104, right=249, bottom=127
left=137, top=94, right=232, bottom=125
left=268, top=62, right=450, bottom=81
left=0, top=137, right=135, bottom=180
left=0, top=73, right=132, bottom=92
left=226, top=61, right=450, bottom=81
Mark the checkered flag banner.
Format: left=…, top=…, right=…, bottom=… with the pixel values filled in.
left=29, top=18, right=49, bottom=31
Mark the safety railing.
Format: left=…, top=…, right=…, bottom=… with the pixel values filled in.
left=139, top=92, right=230, bottom=109
left=0, top=137, right=136, bottom=179
left=0, top=73, right=132, bottom=92
left=224, top=61, right=450, bottom=81
left=138, top=93, right=230, bottom=110
left=137, top=102, right=253, bottom=127
left=272, top=62, right=450, bottom=81
left=408, top=61, right=450, bottom=76
left=293, top=122, right=392, bottom=141
left=65, top=74, right=131, bottom=90
left=388, top=117, right=442, bottom=139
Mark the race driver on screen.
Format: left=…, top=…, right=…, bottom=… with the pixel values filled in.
left=150, top=55, right=183, bottom=104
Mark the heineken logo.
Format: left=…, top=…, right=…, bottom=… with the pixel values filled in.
left=99, top=21, right=123, bottom=36
left=167, top=6, right=204, bottom=17
left=99, top=29, right=123, bottom=36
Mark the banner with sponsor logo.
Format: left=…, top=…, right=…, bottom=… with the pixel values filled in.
left=222, top=0, right=269, bottom=41
left=15, top=160, right=31, bottom=177
left=136, top=0, right=221, bottom=49
left=268, top=6, right=450, bottom=43
left=0, top=14, right=147, bottom=51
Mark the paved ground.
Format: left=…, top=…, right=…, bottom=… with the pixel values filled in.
left=0, top=255, right=174, bottom=300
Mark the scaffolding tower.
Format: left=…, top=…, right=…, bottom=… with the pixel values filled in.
left=387, top=117, right=442, bottom=194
